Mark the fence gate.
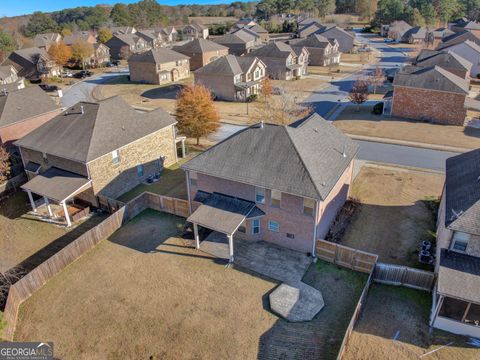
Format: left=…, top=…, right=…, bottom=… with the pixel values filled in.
left=373, top=263, right=435, bottom=291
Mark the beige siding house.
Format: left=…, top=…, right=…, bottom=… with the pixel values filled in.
left=128, top=48, right=190, bottom=85
left=173, top=39, right=228, bottom=70
left=182, top=22, right=209, bottom=40
left=289, top=34, right=341, bottom=66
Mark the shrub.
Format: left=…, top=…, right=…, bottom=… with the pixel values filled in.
left=372, top=102, right=384, bottom=115
left=247, top=94, right=257, bottom=102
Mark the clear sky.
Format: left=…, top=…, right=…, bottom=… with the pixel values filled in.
left=0, top=0, right=232, bottom=17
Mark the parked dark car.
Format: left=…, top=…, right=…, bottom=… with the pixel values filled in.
left=73, top=70, right=93, bottom=79
left=39, top=84, right=59, bottom=92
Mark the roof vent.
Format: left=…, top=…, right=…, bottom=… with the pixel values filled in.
left=80, top=105, right=84, bottom=114
left=260, top=121, right=264, bottom=129
left=121, top=126, right=126, bottom=131
left=342, top=144, right=347, bottom=158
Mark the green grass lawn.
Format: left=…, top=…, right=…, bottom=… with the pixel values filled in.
left=117, top=155, right=194, bottom=203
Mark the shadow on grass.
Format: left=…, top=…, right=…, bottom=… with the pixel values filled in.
left=463, top=126, right=480, bottom=139
left=142, top=84, right=186, bottom=100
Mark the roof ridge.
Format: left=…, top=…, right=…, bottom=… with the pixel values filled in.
left=434, top=65, right=469, bottom=93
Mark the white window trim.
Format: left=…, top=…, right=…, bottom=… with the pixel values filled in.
left=451, top=231, right=470, bottom=253
left=255, top=187, right=265, bottom=204
left=268, top=220, right=279, bottom=232
left=252, top=218, right=260, bottom=234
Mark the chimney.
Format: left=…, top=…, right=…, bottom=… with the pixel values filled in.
left=80, top=105, right=84, bottom=114
left=260, top=121, right=264, bottom=129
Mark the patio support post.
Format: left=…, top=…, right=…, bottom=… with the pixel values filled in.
left=27, top=189, right=36, bottom=212
left=44, top=197, right=53, bottom=217
left=61, top=201, right=72, bottom=227
left=228, top=234, right=234, bottom=263
left=181, top=139, right=186, bottom=158
left=193, top=222, right=200, bottom=249
left=430, top=295, right=444, bottom=326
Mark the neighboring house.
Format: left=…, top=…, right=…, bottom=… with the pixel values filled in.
left=430, top=148, right=480, bottom=338
left=232, top=21, right=269, bottom=43
left=389, top=65, right=469, bottom=125
left=128, top=48, right=190, bottom=85
left=381, top=20, right=412, bottom=40
left=160, top=26, right=178, bottom=43
left=401, top=26, right=428, bottom=44
left=91, top=43, right=110, bottom=67
left=0, top=86, right=61, bottom=147
left=2, top=47, right=61, bottom=80
left=33, top=32, right=62, bottom=50
left=246, top=42, right=309, bottom=80
left=212, top=31, right=257, bottom=56
left=15, top=96, right=183, bottom=224
left=298, top=22, right=323, bottom=39
left=450, top=20, right=480, bottom=36
left=182, top=113, right=358, bottom=258
left=438, top=40, right=480, bottom=77
left=414, top=49, right=472, bottom=78
left=136, top=29, right=163, bottom=48
left=63, top=31, right=97, bottom=46
left=432, top=27, right=455, bottom=41
left=289, top=34, right=340, bottom=66
left=230, top=27, right=262, bottom=44
left=173, top=39, right=228, bottom=70
left=194, top=55, right=266, bottom=101
left=315, top=26, right=355, bottom=53
left=448, top=18, right=470, bottom=32
left=182, top=22, right=209, bottom=40
left=0, top=65, right=25, bottom=91
left=437, top=30, right=480, bottom=50
left=105, top=34, right=150, bottom=60
left=110, top=26, right=137, bottom=35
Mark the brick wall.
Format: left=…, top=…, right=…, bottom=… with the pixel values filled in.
left=195, top=73, right=237, bottom=101
left=183, top=49, right=228, bottom=70
left=391, top=86, right=467, bottom=125
left=129, top=60, right=190, bottom=85
left=88, top=125, right=177, bottom=199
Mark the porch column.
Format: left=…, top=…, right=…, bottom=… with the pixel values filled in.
left=61, top=201, right=72, bottom=227
left=181, top=139, right=186, bottom=159
left=430, top=295, right=444, bottom=326
left=193, top=222, right=200, bottom=249
left=27, top=190, right=36, bottom=213
left=44, top=197, right=53, bottom=217
left=228, top=234, right=234, bottom=263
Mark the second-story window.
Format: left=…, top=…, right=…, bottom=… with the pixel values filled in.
left=255, top=187, right=265, bottom=204
left=112, top=149, right=120, bottom=165
left=271, top=190, right=281, bottom=207
left=234, top=74, right=241, bottom=83
left=303, top=198, right=315, bottom=216
left=451, top=231, right=470, bottom=252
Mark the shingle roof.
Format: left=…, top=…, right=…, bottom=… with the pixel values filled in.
left=194, top=54, right=243, bottom=76
left=63, top=31, right=94, bottom=45
left=444, top=149, right=480, bottom=235
left=214, top=32, right=255, bottom=45
left=0, top=65, right=15, bottom=80
left=232, top=27, right=261, bottom=40
left=15, top=96, right=176, bottom=163
left=110, top=33, right=141, bottom=46
left=247, top=42, right=295, bottom=59
left=128, top=47, right=189, bottom=64
left=393, top=65, right=469, bottom=94
left=402, top=26, right=427, bottom=40
left=414, top=49, right=472, bottom=72
left=438, top=249, right=480, bottom=303
left=7, top=47, right=49, bottom=66
left=182, top=113, right=358, bottom=200
left=136, top=29, right=160, bottom=42
left=318, top=25, right=355, bottom=40
left=0, top=86, right=59, bottom=128
left=173, top=38, right=227, bottom=54
left=33, top=33, right=60, bottom=48
left=289, top=34, right=331, bottom=48
left=437, top=30, right=480, bottom=50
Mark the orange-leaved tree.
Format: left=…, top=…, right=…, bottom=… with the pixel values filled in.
left=349, top=79, right=369, bottom=111
left=48, top=41, right=72, bottom=66
left=0, top=144, right=11, bottom=182
left=71, top=40, right=93, bottom=69
left=175, top=84, right=220, bottom=145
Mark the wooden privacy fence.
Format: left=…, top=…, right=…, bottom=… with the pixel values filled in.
left=316, top=239, right=378, bottom=274
left=373, top=263, right=435, bottom=291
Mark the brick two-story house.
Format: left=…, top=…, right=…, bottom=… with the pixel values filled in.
left=182, top=22, right=209, bottom=41
left=105, top=34, right=150, bottom=60
left=290, top=34, right=341, bottom=66
left=182, top=113, right=358, bottom=261
left=212, top=31, right=258, bottom=56
left=430, top=148, right=480, bottom=338
left=246, top=42, right=309, bottom=80
left=15, top=96, right=181, bottom=225
left=194, top=54, right=266, bottom=101
left=414, top=49, right=472, bottom=78
left=173, top=39, right=228, bottom=70
left=33, top=32, right=62, bottom=51
left=2, top=47, right=61, bottom=80
left=136, top=29, right=164, bottom=48
left=128, top=48, right=190, bottom=85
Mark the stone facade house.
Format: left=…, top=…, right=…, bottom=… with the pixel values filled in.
left=438, top=40, right=480, bottom=77
left=0, top=85, right=61, bottom=147
left=33, top=32, right=62, bottom=50
left=389, top=65, right=469, bottom=125
left=182, top=113, right=358, bottom=259
left=182, top=22, right=209, bottom=41
left=160, top=26, right=178, bottom=42
left=105, top=34, right=150, bottom=60
left=63, top=31, right=97, bottom=46
left=136, top=29, right=163, bottom=48
left=2, top=47, right=61, bottom=80
left=128, top=48, right=190, bottom=85
left=289, top=34, right=341, bottom=66
left=414, top=49, right=472, bottom=78
left=246, top=42, right=309, bottom=80
left=173, top=39, right=228, bottom=70
left=91, top=43, right=110, bottom=66
left=194, top=55, right=266, bottom=101
left=430, top=149, right=480, bottom=338
left=15, top=96, right=182, bottom=225
left=212, top=31, right=257, bottom=56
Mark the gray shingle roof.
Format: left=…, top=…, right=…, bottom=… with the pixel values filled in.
left=214, top=32, right=255, bottom=45
left=0, top=65, right=15, bottom=80
left=444, top=148, right=480, bottom=235
left=402, top=26, right=427, bottom=40
left=15, top=96, right=176, bottom=163
left=63, top=31, right=95, bottom=46
left=110, top=33, right=141, bottom=46
left=7, top=47, right=49, bottom=66
left=194, top=54, right=243, bottom=76
left=247, top=41, right=295, bottom=59
left=290, top=34, right=334, bottom=49
left=33, top=33, right=60, bottom=48
left=0, top=86, right=59, bottom=128
left=173, top=38, right=227, bottom=54
left=438, top=249, right=480, bottom=303
left=437, top=30, right=480, bottom=50
left=393, top=65, right=469, bottom=94
left=414, top=49, right=472, bottom=72
left=182, top=113, right=358, bottom=200
left=128, top=47, right=189, bottom=64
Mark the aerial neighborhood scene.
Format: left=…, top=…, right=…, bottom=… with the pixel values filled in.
left=1, top=0, right=480, bottom=358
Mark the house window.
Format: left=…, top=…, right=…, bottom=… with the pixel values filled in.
left=303, top=198, right=315, bottom=216
left=271, top=190, right=281, bottom=207
left=268, top=220, right=279, bottom=232
left=176, top=60, right=182, bottom=66
left=452, top=231, right=470, bottom=252
left=286, top=233, right=295, bottom=239
left=111, top=150, right=120, bottom=165
left=252, top=219, right=260, bottom=234
left=137, top=164, right=144, bottom=177
left=255, top=187, right=265, bottom=204
left=234, top=74, right=241, bottom=83
left=189, top=171, right=197, bottom=186
left=238, top=225, right=246, bottom=233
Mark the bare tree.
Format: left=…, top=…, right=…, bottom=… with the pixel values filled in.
left=349, top=79, right=369, bottom=111
left=369, top=67, right=386, bottom=94
left=0, top=145, right=10, bottom=183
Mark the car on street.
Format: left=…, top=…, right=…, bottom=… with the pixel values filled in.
left=39, top=84, right=59, bottom=92
left=73, top=70, right=93, bottom=79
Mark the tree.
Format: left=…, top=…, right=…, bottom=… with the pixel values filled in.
left=349, top=79, right=369, bottom=111
left=369, top=67, right=385, bottom=94
left=175, top=85, right=220, bottom=145
left=110, top=3, right=134, bottom=26
left=61, top=27, right=72, bottom=36
left=0, top=145, right=11, bottom=183
left=47, top=41, right=72, bottom=65
left=356, top=0, right=378, bottom=20
left=435, top=0, right=464, bottom=24
left=23, top=12, right=58, bottom=37
left=410, top=7, right=426, bottom=26
left=421, top=4, right=437, bottom=26
left=372, top=0, right=405, bottom=27
left=71, top=40, right=93, bottom=69
left=0, top=30, right=16, bottom=62
left=98, top=27, right=112, bottom=43
left=260, top=78, right=273, bottom=102
left=317, top=0, right=336, bottom=17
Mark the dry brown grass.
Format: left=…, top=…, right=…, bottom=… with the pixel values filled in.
left=15, top=210, right=279, bottom=360
left=341, top=165, right=445, bottom=267
left=334, top=105, right=480, bottom=150
left=343, top=284, right=478, bottom=360
left=188, top=16, right=238, bottom=25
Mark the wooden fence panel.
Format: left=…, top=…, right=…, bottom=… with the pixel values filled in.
left=316, top=240, right=378, bottom=274
left=373, top=263, right=435, bottom=291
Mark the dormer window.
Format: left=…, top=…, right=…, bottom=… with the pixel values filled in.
left=451, top=231, right=470, bottom=252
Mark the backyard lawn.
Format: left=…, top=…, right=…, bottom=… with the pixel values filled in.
left=339, top=165, right=444, bottom=267
left=343, top=284, right=478, bottom=360
left=334, top=105, right=480, bottom=150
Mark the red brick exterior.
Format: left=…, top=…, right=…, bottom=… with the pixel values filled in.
left=391, top=86, right=467, bottom=126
